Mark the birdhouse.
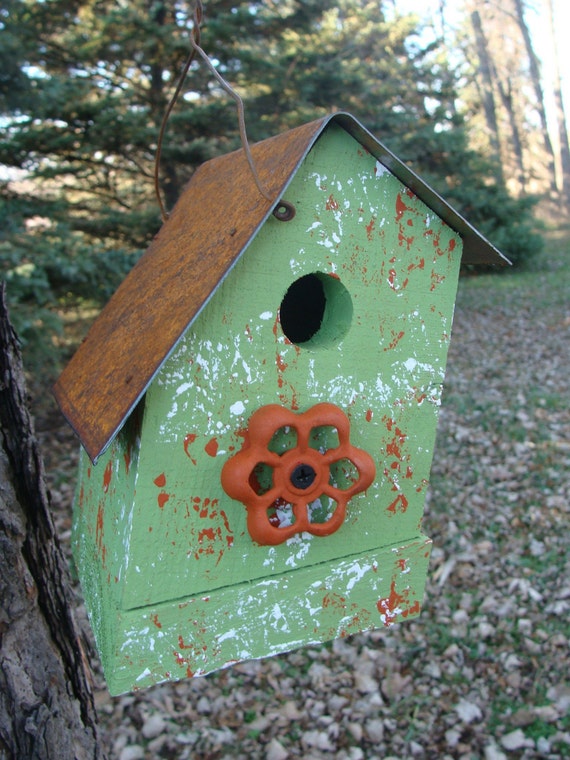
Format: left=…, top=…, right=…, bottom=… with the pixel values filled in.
left=54, top=112, right=507, bottom=695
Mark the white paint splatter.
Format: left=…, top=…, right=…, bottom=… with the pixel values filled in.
left=375, top=377, right=392, bottom=404
left=262, top=547, right=276, bottom=568
left=271, top=604, right=286, bottom=624
left=318, top=236, right=335, bottom=250
left=309, top=171, right=327, bottom=189
left=230, top=401, right=246, bottom=415
left=375, top=160, right=389, bottom=177
left=343, top=561, right=370, bottom=591
left=259, top=311, right=273, bottom=320
left=241, top=359, right=253, bottom=383
left=274, top=504, right=294, bottom=527
left=284, top=534, right=313, bottom=567
left=217, top=629, right=237, bottom=643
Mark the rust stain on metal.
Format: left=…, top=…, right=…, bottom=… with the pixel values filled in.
left=54, top=119, right=324, bottom=463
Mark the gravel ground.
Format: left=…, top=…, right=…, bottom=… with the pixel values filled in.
left=41, top=247, right=570, bottom=760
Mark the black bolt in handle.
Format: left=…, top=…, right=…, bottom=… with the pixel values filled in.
left=290, top=463, right=317, bottom=490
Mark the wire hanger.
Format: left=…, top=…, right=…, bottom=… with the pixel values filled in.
left=154, top=0, right=271, bottom=223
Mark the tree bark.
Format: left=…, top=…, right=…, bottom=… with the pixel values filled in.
left=513, top=0, right=557, bottom=193
left=0, top=284, right=105, bottom=760
left=495, top=73, right=526, bottom=194
left=470, top=10, right=504, bottom=182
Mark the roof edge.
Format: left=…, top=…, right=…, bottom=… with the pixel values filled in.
left=325, top=112, right=510, bottom=266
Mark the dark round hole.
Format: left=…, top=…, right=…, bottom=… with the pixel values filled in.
left=290, top=463, right=317, bottom=490
left=280, top=274, right=325, bottom=344
left=279, top=272, right=353, bottom=348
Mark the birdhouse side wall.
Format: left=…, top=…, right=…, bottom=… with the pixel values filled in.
left=72, top=408, right=142, bottom=621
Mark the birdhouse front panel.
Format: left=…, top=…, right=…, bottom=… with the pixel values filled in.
left=70, top=121, right=465, bottom=694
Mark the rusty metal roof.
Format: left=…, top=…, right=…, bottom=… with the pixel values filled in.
left=53, top=112, right=508, bottom=463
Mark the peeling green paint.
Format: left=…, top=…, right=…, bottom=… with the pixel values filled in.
left=73, top=123, right=462, bottom=694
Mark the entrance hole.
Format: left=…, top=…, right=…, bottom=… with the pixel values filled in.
left=279, top=272, right=352, bottom=348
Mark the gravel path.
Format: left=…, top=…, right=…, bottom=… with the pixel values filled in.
left=42, top=253, right=570, bottom=759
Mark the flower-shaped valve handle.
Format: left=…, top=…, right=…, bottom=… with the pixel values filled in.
left=221, top=403, right=376, bottom=545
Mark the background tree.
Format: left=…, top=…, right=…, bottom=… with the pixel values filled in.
left=514, top=0, right=557, bottom=194
left=461, top=0, right=530, bottom=196
left=468, top=9, right=504, bottom=184
left=546, top=0, right=570, bottom=202
left=455, top=0, right=569, bottom=205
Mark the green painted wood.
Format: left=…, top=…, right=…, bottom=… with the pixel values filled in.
left=73, top=123, right=462, bottom=693
left=84, top=535, right=432, bottom=695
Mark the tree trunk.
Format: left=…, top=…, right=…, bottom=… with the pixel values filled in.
left=0, top=284, right=105, bottom=760
left=470, top=10, right=504, bottom=182
left=149, top=0, right=181, bottom=211
left=513, top=0, right=557, bottom=193
left=547, top=0, right=570, bottom=205
left=495, top=73, right=526, bottom=194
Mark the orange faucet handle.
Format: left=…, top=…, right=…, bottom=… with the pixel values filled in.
left=221, top=403, right=376, bottom=545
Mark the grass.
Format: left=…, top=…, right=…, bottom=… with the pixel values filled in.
left=459, top=229, right=570, bottom=310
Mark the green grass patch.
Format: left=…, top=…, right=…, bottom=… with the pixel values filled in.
left=459, top=232, right=570, bottom=311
